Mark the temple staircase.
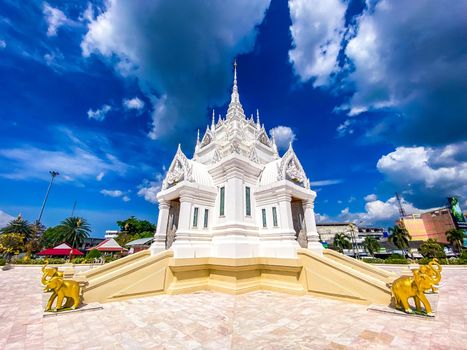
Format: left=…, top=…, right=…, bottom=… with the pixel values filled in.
left=76, top=248, right=397, bottom=306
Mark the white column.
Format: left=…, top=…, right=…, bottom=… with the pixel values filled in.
left=150, top=200, right=170, bottom=255
left=303, top=199, right=324, bottom=254
left=171, top=194, right=195, bottom=258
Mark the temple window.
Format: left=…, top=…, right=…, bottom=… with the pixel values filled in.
left=262, top=208, right=267, bottom=228
left=193, top=207, right=199, bottom=228
left=272, top=207, right=278, bottom=227
left=245, top=186, right=251, bottom=216
left=204, top=209, right=209, bottom=228
left=220, top=187, right=225, bottom=216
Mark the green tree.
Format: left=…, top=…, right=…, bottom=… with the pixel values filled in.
left=116, top=217, right=156, bottom=246
left=362, top=236, right=380, bottom=257
left=446, top=228, right=465, bottom=254
left=0, top=233, right=25, bottom=262
left=0, top=214, right=33, bottom=240
left=333, top=233, right=352, bottom=253
left=40, top=226, right=65, bottom=248
left=57, top=217, right=91, bottom=248
left=116, top=216, right=156, bottom=235
left=419, top=239, right=445, bottom=259
left=24, top=221, right=45, bottom=257
left=388, top=225, right=411, bottom=257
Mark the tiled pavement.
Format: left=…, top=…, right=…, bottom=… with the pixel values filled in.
left=0, top=265, right=466, bottom=349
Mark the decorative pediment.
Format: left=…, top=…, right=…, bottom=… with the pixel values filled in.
left=162, top=146, right=193, bottom=189
left=257, top=130, right=270, bottom=147
left=278, top=147, right=309, bottom=188
left=248, top=147, right=259, bottom=163
left=212, top=148, right=222, bottom=163
left=201, top=129, right=213, bottom=147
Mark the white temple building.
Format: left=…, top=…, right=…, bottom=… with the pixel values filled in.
left=151, top=63, right=323, bottom=259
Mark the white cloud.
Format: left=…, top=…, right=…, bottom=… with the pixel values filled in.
left=336, top=119, right=355, bottom=138
left=43, top=3, right=68, bottom=36
left=309, top=179, right=343, bottom=187
left=269, top=126, right=296, bottom=150
left=0, top=210, right=14, bottom=228
left=343, top=0, right=467, bottom=144
left=137, top=170, right=166, bottom=204
left=123, top=97, right=144, bottom=111
left=96, top=172, right=105, bottom=181
left=315, top=212, right=329, bottom=224
left=81, top=0, right=270, bottom=140
left=100, top=189, right=130, bottom=202
left=0, top=146, right=126, bottom=182
left=87, top=104, right=111, bottom=121
left=364, top=194, right=377, bottom=202
left=100, top=189, right=123, bottom=197
left=376, top=142, right=467, bottom=207
left=339, top=196, right=421, bottom=225
left=0, top=40, right=6, bottom=49
left=288, top=0, right=346, bottom=87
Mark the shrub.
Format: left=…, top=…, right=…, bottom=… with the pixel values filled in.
left=363, top=258, right=385, bottom=264
left=0, top=258, right=5, bottom=266
left=104, top=255, right=117, bottom=263
left=389, top=253, right=404, bottom=259
left=384, top=258, right=409, bottom=264
left=460, top=250, right=467, bottom=260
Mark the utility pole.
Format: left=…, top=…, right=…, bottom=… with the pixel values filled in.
left=71, top=200, right=77, bottom=217
left=37, top=170, right=59, bottom=223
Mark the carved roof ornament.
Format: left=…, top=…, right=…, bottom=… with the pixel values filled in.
left=201, top=128, right=213, bottom=147
left=163, top=145, right=193, bottom=189
left=278, top=143, right=310, bottom=188
left=248, top=146, right=259, bottom=163
left=257, top=130, right=270, bottom=147
left=212, top=148, right=222, bottom=163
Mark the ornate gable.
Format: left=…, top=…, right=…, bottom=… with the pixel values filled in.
left=278, top=146, right=310, bottom=188
left=201, top=128, right=213, bottom=147
left=257, top=130, right=270, bottom=147
left=162, top=145, right=193, bottom=189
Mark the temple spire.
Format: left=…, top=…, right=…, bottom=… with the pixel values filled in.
left=226, top=59, right=245, bottom=119
left=211, top=110, right=215, bottom=130
left=196, top=129, right=200, bottom=144
left=256, top=109, right=260, bottom=129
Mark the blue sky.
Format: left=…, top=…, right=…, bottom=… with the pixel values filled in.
left=0, top=0, right=466, bottom=236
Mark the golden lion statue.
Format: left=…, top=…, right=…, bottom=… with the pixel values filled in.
left=41, top=263, right=81, bottom=311
left=391, top=258, right=442, bottom=316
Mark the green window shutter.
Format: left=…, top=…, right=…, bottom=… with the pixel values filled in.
left=204, top=209, right=209, bottom=228
left=245, top=186, right=251, bottom=216
left=272, top=207, right=278, bottom=227
left=193, top=207, right=199, bottom=227
left=220, top=187, right=225, bottom=216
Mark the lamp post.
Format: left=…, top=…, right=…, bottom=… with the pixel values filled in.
left=37, top=171, right=59, bottom=223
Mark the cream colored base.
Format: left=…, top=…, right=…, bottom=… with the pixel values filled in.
left=77, top=248, right=397, bottom=306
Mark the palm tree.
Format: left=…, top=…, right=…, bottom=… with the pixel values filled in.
left=333, top=233, right=352, bottom=253
left=446, top=228, right=464, bottom=254
left=57, top=217, right=91, bottom=248
left=388, top=225, right=411, bottom=258
left=0, top=214, right=33, bottom=240
left=362, top=236, right=380, bottom=257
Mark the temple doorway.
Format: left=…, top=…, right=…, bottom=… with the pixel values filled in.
left=291, top=198, right=307, bottom=248
left=166, top=199, right=180, bottom=249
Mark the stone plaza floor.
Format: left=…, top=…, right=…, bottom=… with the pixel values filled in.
left=0, top=265, right=466, bottom=349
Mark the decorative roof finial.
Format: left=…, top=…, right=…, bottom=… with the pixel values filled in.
left=233, top=59, right=237, bottom=88
left=177, top=143, right=182, bottom=153
left=196, top=129, right=200, bottom=144
left=211, top=110, right=215, bottom=130
left=256, top=109, right=260, bottom=129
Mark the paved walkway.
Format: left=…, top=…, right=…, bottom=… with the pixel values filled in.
left=0, top=265, right=466, bottom=349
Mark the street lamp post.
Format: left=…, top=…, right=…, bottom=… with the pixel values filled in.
left=37, top=171, right=59, bottom=223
